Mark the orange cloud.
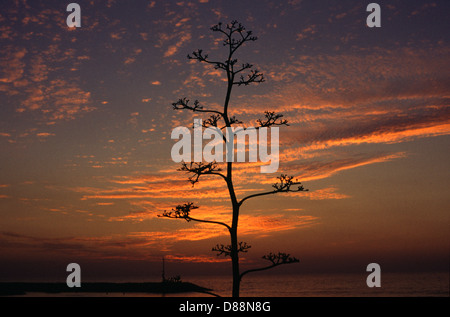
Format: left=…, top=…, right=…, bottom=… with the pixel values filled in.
left=164, top=31, right=192, bottom=58
left=74, top=172, right=231, bottom=202
left=129, top=215, right=292, bottom=244
left=304, top=187, right=350, bottom=200
left=0, top=46, right=26, bottom=85
left=224, top=47, right=450, bottom=159
left=285, top=152, right=407, bottom=182
left=0, top=231, right=164, bottom=261
left=165, top=254, right=228, bottom=263
left=36, top=132, right=55, bottom=138
left=124, top=48, right=142, bottom=65
left=130, top=224, right=228, bottom=243
left=238, top=214, right=319, bottom=238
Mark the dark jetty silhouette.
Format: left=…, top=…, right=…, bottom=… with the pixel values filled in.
left=0, top=281, right=215, bottom=296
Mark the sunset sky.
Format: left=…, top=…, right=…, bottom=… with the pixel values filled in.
left=0, top=0, right=449, bottom=282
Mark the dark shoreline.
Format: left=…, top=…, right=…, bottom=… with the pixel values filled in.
left=0, top=281, right=216, bottom=296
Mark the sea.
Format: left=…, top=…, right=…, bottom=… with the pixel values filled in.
left=11, top=271, right=449, bottom=297
left=174, top=272, right=450, bottom=297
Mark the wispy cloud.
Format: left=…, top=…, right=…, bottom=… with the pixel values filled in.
left=164, top=31, right=192, bottom=58
left=226, top=46, right=450, bottom=162
left=0, top=230, right=161, bottom=261
left=283, top=152, right=407, bottom=182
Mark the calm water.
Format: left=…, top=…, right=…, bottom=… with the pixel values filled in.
left=13, top=272, right=449, bottom=297
left=182, top=272, right=449, bottom=297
